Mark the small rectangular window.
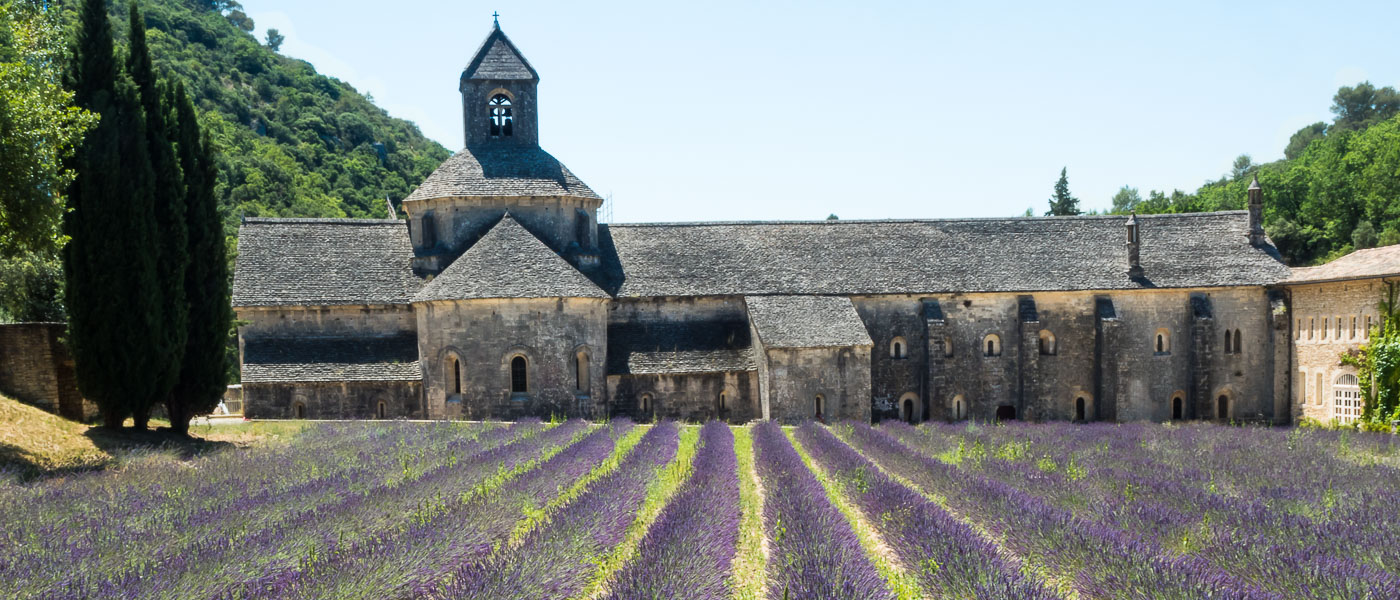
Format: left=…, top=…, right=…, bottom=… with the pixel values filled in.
left=1309, top=318, right=1315, bottom=340
left=1366, top=316, right=1372, bottom=339
left=1299, top=370, right=1306, bottom=402
left=1351, top=316, right=1357, bottom=339
left=1296, top=318, right=1302, bottom=340
left=1316, top=373, right=1323, bottom=406
left=1336, top=316, right=1343, bottom=339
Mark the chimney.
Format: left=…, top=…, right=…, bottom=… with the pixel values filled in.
left=1247, top=175, right=1265, bottom=245
left=1126, top=212, right=1143, bottom=279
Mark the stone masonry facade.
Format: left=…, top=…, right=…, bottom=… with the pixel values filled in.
left=0, top=323, right=96, bottom=421
left=229, top=23, right=1343, bottom=425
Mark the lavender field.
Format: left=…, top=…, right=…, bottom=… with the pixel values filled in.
left=1, top=419, right=1396, bottom=599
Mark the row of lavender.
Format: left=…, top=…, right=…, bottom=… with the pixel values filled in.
left=866, top=421, right=1400, bottom=599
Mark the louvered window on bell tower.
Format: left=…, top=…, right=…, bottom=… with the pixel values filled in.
left=489, top=94, right=513, bottom=137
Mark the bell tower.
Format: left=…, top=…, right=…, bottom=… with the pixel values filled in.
left=460, top=18, right=539, bottom=148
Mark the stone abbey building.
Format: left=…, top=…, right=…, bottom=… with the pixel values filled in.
left=233, top=24, right=1301, bottom=424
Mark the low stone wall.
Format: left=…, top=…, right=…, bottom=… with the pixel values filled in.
left=0, top=323, right=96, bottom=421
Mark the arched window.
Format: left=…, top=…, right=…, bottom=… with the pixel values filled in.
left=1223, top=329, right=1232, bottom=354
left=1171, top=395, right=1184, bottom=420
left=1334, top=373, right=1361, bottom=424
left=1216, top=394, right=1229, bottom=421
left=639, top=393, right=652, bottom=415
left=899, top=393, right=919, bottom=424
left=488, top=94, right=513, bottom=137
left=943, top=336, right=954, bottom=358
left=1154, top=328, right=1171, bottom=354
left=1233, top=329, right=1242, bottom=354
left=890, top=336, right=908, bottom=360
left=718, top=392, right=727, bottom=414
left=983, top=334, right=1001, bottom=357
left=293, top=401, right=306, bottom=419
left=1074, top=397, right=1087, bottom=421
left=510, top=356, right=528, bottom=393
left=376, top=401, right=386, bottom=420
left=1038, top=330, right=1056, bottom=356
left=814, top=394, right=825, bottom=420
left=952, top=395, right=966, bottom=421
left=448, top=355, right=462, bottom=395
left=575, top=351, right=590, bottom=392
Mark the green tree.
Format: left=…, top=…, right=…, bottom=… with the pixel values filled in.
left=168, top=81, right=228, bottom=436
left=1230, top=154, right=1256, bottom=180
left=1045, top=167, right=1080, bottom=216
left=1110, top=185, right=1141, bottom=214
left=0, top=0, right=97, bottom=258
left=1352, top=220, right=1378, bottom=250
left=264, top=27, right=283, bottom=51
left=126, top=1, right=187, bottom=427
left=1284, top=122, right=1326, bottom=160
left=1331, top=82, right=1400, bottom=132
left=64, top=0, right=163, bottom=429
left=1341, top=282, right=1400, bottom=427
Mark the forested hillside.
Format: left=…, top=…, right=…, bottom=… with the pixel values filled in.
left=1110, top=83, right=1400, bottom=266
left=72, top=0, right=450, bottom=226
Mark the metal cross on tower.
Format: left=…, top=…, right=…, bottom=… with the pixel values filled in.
left=492, top=11, right=500, bottom=27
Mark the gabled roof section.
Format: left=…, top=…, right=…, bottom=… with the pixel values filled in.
left=1285, top=244, right=1400, bottom=285
left=233, top=218, right=421, bottom=307
left=595, top=212, right=1291, bottom=298
left=463, top=25, right=538, bottom=81
left=242, top=334, right=422, bottom=383
left=404, top=145, right=600, bottom=202
left=607, top=320, right=756, bottom=375
left=412, top=214, right=608, bottom=302
left=745, top=296, right=873, bottom=349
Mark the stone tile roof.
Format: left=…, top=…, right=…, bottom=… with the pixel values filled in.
left=745, top=296, right=873, bottom=349
left=463, top=26, right=538, bottom=81
left=404, top=145, right=600, bottom=202
left=1284, top=244, right=1400, bottom=284
left=242, top=334, right=422, bottom=383
left=413, top=215, right=608, bottom=302
left=233, top=218, right=421, bottom=307
left=596, top=212, right=1290, bottom=297
left=606, top=320, right=756, bottom=375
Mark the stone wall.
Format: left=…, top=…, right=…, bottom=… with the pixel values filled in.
left=0, top=323, right=94, bottom=421
left=852, top=287, right=1279, bottom=424
left=236, top=305, right=416, bottom=340
left=760, top=346, right=872, bottom=424
left=243, top=381, right=423, bottom=419
left=1288, top=278, right=1390, bottom=423
left=416, top=297, right=607, bottom=420
left=607, top=371, right=758, bottom=423
left=405, top=197, right=601, bottom=274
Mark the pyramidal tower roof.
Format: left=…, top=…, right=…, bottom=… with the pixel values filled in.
left=412, top=214, right=607, bottom=302
left=463, top=22, right=538, bottom=81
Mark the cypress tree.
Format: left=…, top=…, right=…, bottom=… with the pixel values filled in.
left=169, top=81, right=229, bottom=436
left=64, top=0, right=162, bottom=428
left=125, top=2, right=187, bottom=428
left=1045, top=167, right=1081, bottom=216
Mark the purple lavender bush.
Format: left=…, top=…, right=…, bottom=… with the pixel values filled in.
left=602, top=421, right=741, bottom=600
left=753, top=421, right=892, bottom=600
left=795, top=423, right=1059, bottom=600
left=434, top=420, right=680, bottom=600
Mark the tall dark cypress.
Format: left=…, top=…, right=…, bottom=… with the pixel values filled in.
left=126, top=2, right=187, bottom=428
left=64, top=0, right=162, bottom=428
left=169, top=81, right=229, bottom=436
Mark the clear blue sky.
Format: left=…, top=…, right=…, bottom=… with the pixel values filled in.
left=244, top=0, right=1398, bottom=223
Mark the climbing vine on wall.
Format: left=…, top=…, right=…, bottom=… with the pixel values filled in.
left=1341, top=281, right=1400, bottom=429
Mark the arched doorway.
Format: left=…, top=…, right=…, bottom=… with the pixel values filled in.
left=814, top=394, right=825, bottom=421
left=376, top=401, right=386, bottom=420
left=902, top=399, right=915, bottom=424
left=1216, top=395, right=1229, bottom=421
left=1074, top=397, right=1086, bottom=422
left=293, top=401, right=306, bottom=419
left=996, top=405, right=1016, bottom=421
left=1172, top=396, right=1183, bottom=420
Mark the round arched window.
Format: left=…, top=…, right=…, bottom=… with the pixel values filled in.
left=489, top=94, right=513, bottom=137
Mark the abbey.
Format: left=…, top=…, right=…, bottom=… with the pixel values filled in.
left=232, top=24, right=1298, bottom=424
